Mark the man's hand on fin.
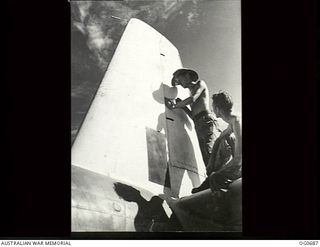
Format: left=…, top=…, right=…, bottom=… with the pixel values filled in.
left=164, top=97, right=176, bottom=109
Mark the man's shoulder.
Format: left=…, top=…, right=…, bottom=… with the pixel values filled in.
left=195, top=80, right=207, bottom=91
left=198, top=79, right=207, bottom=86
left=191, top=80, right=205, bottom=91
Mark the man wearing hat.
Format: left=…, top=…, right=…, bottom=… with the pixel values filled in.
left=165, top=68, right=219, bottom=167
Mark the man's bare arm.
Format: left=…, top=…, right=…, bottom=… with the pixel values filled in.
left=164, top=97, right=193, bottom=118
left=182, top=106, right=193, bottom=118
left=174, top=81, right=205, bottom=108
left=175, top=98, right=193, bottom=118
left=174, top=97, right=193, bottom=108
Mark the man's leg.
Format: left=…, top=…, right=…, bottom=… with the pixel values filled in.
left=209, top=166, right=241, bottom=192
left=191, top=177, right=210, bottom=194
left=195, top=116, right=217, bottom=166
left=192, top=170, right=232, bottom=194
left=197, top=135, right=211, bottom=166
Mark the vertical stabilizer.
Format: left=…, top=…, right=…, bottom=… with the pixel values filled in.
left=72, top=18, right=205, bottom=198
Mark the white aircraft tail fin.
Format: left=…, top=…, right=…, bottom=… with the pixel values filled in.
left=72, top=18, right=206, bottom=199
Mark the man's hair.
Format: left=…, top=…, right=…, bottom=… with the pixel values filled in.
left=212, top=91, right=233, bottom=114
left=173, top=68, right=199, bottom=82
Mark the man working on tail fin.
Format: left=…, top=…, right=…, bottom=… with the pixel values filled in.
left=165, top=68, right=219, bottom=166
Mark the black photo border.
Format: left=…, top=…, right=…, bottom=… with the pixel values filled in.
left=3, top=0, right=318, bottom=239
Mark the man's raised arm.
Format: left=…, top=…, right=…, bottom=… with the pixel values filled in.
left=174, top=81, right=205, bottom=108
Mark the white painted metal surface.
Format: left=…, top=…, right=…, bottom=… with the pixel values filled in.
left=72, top=18, right=206, bottom=198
